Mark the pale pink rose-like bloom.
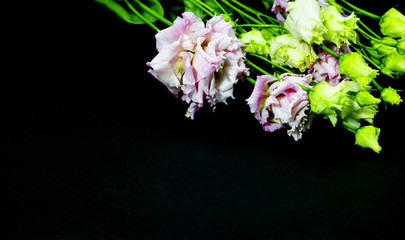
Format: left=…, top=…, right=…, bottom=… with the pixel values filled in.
left=147, top=12, right=248, bottom=119
left=308, top=44, right=350, bottom=86
left=247, top=73, right=313, bottom=140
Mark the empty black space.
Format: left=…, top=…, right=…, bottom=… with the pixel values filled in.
left=2, top=1, right=405, bottom=239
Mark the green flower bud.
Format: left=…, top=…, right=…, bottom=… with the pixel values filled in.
left=339, top=83, right=379, bottom=127
left=240, top=29, right=271, bottom=56
left=339, top=52, right=379, bottom=89
left=381, top=87, right=403, bottom=105
left=371, top=37, right=397, bottom=56
left=355, top=126, right=382, bottom=153
left=321, top=6, right=359, bottom=47
left=356, top=90, right=381, bottom=107
left=382, top=52, right=405, bottom=74
left=308, top=81, right=349, bottom=126
left=396, top=40, right=405, bottom=55
left=379, top=8, right=405, bottom=38
left=379, top=66, right=395, bottom=78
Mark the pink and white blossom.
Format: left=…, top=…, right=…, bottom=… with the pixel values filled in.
left=147, top=12, right=248, bottom=119
left=246, top=74, right=313, bottom=140
left=308, top=44, right=351, bottom=86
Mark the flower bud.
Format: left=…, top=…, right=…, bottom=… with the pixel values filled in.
left=355, top=90, right=381, bottom=107
left=355, top=126, right=382, bottom=153
left=379, top=66, right=395, bottom=78
left=379, top=8, right=405, bottom=38
left=382, top=52, right=405, bottom=74
left=381, top=87, right=403, bottom=105
left=397, top=40, right=405, bottom=55
left=308, top=81, right=349, bottom=126
left=372, top=37, right=397, bottom=56
left=339, top=52, right=379, bottom=89
left=240, top=29, right=271, bottom=56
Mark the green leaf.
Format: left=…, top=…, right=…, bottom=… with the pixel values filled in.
left=95, top=0, right=164, bottom=25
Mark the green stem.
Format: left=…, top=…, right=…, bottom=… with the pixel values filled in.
left=372, top=79, right=383, bottom=91
left=234, top=24, right=284, bottom=29
left=248, top=53, right=293, bottom=73
left=189, top=0, right=214, bottom=17
left=340, top=0, right=381, bottom=19
left=320, top=44, right=341, bottom=59
left=354, top=40, right=377, bottom=51
left=357, top=28, right=396, bottom=47
left=347, top=90, right=358, bottom=96
left=212, top=0, right=228, bottom=15
left=246, top=59, right=282, bottom=81
left=297, top=83, right=311, bottom=93
left=123, top=0, right=159, bottom=32
left=341, top=120, right=359, bottom=133
left=220, top=0, right=262, bottom=24
left=228, top=0, right=280, bottom=24
left=246, top=59, right=272, bottom=75
left=246, top=76, right=256, bottom=84
left=133, top=0, right=172, bottom=26
left=358, top=20, right=381, bottom=40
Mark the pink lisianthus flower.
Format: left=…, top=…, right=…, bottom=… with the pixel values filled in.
left=271, top=0, right=329, bottom=23
left=271, top=0, right=289, bottom=22
left=147, top=12, right=248, bottom=119
left=308, top=44, right=349, bottom=86
left=271, top=0, right=289, bottom=14
left=246, top=73, right=313, bottom=140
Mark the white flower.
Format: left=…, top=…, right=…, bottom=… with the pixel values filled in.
left=284, top=0, right=326, bottom=44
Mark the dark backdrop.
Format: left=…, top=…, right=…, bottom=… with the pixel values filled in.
left=3, top=0, right=405, bottom=239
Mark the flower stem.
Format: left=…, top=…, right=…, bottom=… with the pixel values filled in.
left=234, top=24, right=284, bottom=29
left=246, top=76, right=256, bottom=85
left=356, top=28, right=396, bottom=47
left=220, top=0, right=262, bottom=25
left=319, top=44, right=341, bottom=59
left=246, top=59, right=272, bottom=75
left=123, top=0, right=159, bottom=32
left=340, top=0, right=381, bottom=19
left=133, top=0, right=172, bottom=26
left=297, top=83, right=311, bottom=92
left=372, top=79, right=384, bottom=92
left=227, top=0, right=280, bottom=24
left=248, top=53, right=293, bottom=73
left=212, top=0, right=229, bottom=16
left=340, top=120, right=359, bottom=133
left=189, top=0, right=215, bottom=17
left=358, top=20, right=381, bottom=40
left=246, top=59, right=282, bottom=81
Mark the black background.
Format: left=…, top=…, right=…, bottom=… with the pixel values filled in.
left=3, top=0, right=405, bottom=239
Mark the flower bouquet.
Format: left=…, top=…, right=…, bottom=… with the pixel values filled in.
left=95, top=0, right=405, bottom=153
